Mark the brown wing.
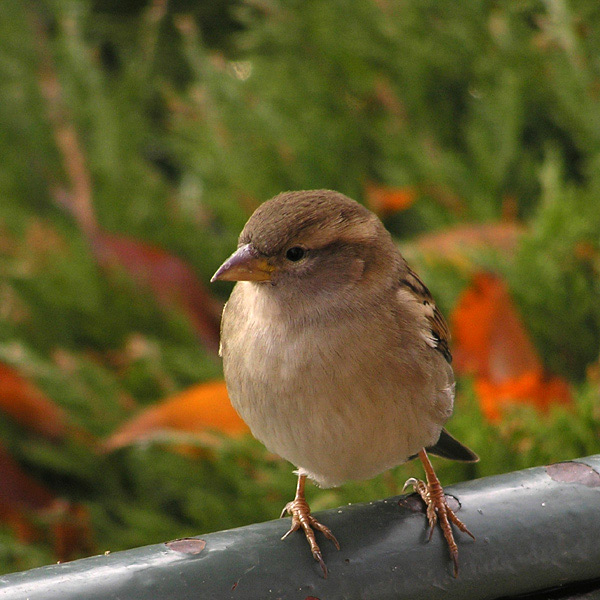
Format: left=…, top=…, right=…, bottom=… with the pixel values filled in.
left=399, top=265, right=452, bottom=364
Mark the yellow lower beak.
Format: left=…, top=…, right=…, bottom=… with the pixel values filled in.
left=211, top=244, right=275, bottom=282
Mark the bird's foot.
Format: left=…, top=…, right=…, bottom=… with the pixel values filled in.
left=404, top=451, right=475, bottom=577
left=280, top=475, right=340, bottom=578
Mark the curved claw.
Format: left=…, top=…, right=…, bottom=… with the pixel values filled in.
left=280, top=502, right=292, bottom=519
left=402, top=477, right=418, bottom=492
left=313, top=549, right=328, bottom=578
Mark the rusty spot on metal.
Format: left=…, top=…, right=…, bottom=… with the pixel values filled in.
left=399, top=493, right=460, bottom=512
left=546, top=462, right=600, bottom=487
left=166, top=538, right=206, bottom=554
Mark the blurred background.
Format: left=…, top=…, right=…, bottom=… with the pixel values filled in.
left=0, top=0, right=599, bottom=574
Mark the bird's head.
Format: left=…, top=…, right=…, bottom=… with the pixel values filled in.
left=211, top=190, right=398, bottom=308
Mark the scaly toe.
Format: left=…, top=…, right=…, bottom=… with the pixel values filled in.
left=309, top=516, right=340, bottom=550
left=447, top=506, right=475, bottom=540
left=281, top=519, right=299, bottom=541
left=281, top=498, right=339, bottom=578
left=413, top=482, right=473, bottom=576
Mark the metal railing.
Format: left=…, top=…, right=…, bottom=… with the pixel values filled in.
left=1, top=455, right=599, bottom=599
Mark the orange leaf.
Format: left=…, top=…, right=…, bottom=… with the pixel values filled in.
left=475, top=371, right=572, bottom=422
left=103, top=380, right=249, bottom=451
left=365, top=183, right=416, bottom=215
left=415, top=222, right=524, bottom=268
left=451, top=273, right=539, bottom=381
left=0, top=362, right=69, bottom=440
left=451, top=272, right=572, bottom=420
left=91, top=231, right=222, bottom=353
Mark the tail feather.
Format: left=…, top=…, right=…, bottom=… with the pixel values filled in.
left=426, top=428, right=479, bottom=463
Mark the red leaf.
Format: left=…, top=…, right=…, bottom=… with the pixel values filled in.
left=0, top=362, right=70, bottom=440
left=0, top=443, right=56, bottom=512
left=0, top=443, right=93, bottom=559
left=49, top=502, right=94, bottom=562
left=36, top=13, right=221, bottom=353
left=91, top=232, right=222, bottom=352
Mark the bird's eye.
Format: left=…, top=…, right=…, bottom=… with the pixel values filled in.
left=285, top=247, right=306, bottom=262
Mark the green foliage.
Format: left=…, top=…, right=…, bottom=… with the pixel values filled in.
left=508, top=156, right=600, bottom=379
left=0, top=0, right=599, bottom=576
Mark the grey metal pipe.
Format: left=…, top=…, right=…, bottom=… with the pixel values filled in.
left=1, top=455, right=599, bottom=600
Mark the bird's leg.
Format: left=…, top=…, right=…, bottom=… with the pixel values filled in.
left=403, top=449, right=474, bottom=577
left=280, top=473, right=340, bottom=577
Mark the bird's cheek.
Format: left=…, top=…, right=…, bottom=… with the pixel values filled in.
left=349, top=258, right=367, bottom=282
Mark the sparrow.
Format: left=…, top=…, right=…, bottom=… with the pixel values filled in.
left=211, top=190, right=478, bottom=578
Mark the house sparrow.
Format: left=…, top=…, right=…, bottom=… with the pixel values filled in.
left=211, top=190, right=478, bottom=577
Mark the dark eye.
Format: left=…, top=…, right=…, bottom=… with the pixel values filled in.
left=285, top=246, right=305, bottom=262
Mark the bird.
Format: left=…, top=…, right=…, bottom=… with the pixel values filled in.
left=211, top=189, right=478, bottom=578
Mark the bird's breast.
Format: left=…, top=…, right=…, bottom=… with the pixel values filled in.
left=221, top=283, right=451, bottom=487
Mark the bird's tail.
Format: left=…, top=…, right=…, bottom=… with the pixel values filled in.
left=426, top=428, right=479, bottom=462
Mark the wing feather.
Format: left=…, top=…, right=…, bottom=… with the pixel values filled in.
left=399, top=266, right=452, bottom=363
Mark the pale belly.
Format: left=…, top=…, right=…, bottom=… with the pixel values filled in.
left=223, top=303, right=447, bottom=487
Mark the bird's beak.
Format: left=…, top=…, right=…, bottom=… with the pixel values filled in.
left=211, top=243, right=275, bottom=282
